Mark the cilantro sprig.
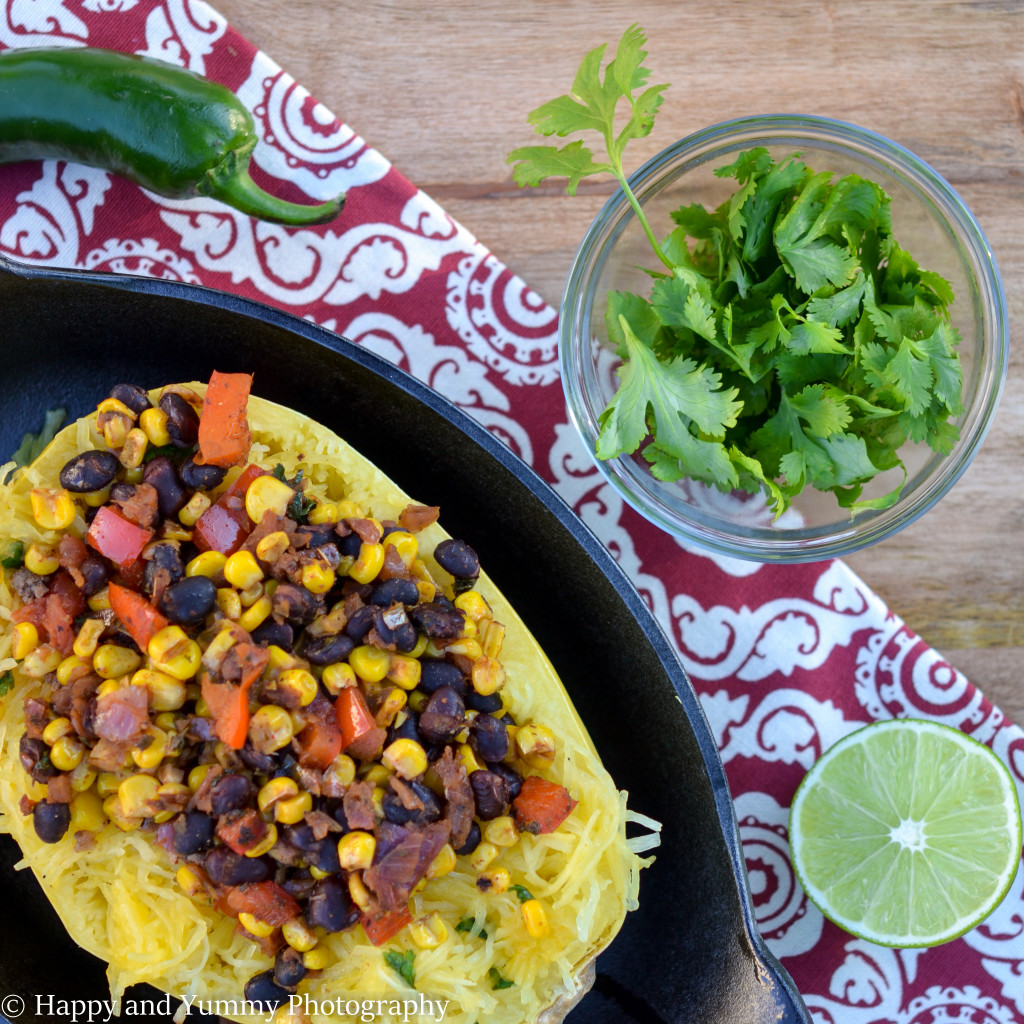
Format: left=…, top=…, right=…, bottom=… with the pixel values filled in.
left=508, top=27, right=961, bottom=517
left=383, top=949, right=416, bottom=988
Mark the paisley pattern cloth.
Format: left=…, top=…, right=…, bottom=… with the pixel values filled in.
left=0, top=4, right=1021, bottom=1023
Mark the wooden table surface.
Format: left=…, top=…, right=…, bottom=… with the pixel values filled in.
left=215, top=0, right=1024, bottom=726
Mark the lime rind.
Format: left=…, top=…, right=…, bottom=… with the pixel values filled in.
left=789, top=718, right=1023, bottom=948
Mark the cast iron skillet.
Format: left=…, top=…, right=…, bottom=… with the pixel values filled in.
left=0, top=254, right=810, bottom=1024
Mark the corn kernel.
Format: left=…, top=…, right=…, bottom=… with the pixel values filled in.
left=254, top=530, right=291, bottom=564
left=459, top=617, right=478, bottom=640
left=30, top=487, right=76, bottom=530
left=245, top=822, right=278, bottom=857
left=516, top=723, right=556, bottom=770
left=521, top=898, right=549, bottom=938
left=335, top=500, right=363, bottom=519
left=481, top=620, right=505, bottom=660
left=413, top=578, right=437, bottom=603
left=371, top=785, right=385, bottom=819
left=178, top=491, right=212, bottom=527
left=249, top=705, right=294, bottom=753
left=237, top=582, right=263, bottom=609
left=139, top=407, right=171, bottom=447
left=72, top=617, right=107, bottom=659
left=471, top=655, right=506, bottom=696
left=322, top=662, right=356, bottom=695
left=348, top=872, right=372, bottom=910
left=468, top=842, right=499, bottom=873
left=97, top=396, right=136, bottom=419
left=383, top=530, right=418, bottom=567
left=276, top=668, right=319, bottom=707
left=323, top=754, right=356, bottom=790
left=216, top=587, right=242, bottom=620
left=200, top=625, right=239, bottom=671
left=130, top=668, right=187, bottom=712
left=188, top=764, right=213, bottom=792
left=337, top=830, right=376, bottom=871
left=50, top=735, right=85, bottom=772
left=426, top=843, right=457, bottom=879
left=186, top=550, right=227, bottom=578
left=302, top=947, right=330, bottom=971
left=118, top=773, right=160, bottom=819
left=407, top=689, right=429, bottom=714
left=55, top=654, right=90, bottom=686
left=457, top=743, right=484, bottom=777
left=479, top=866, right=511, bottom=894
left=383, top=738, right=428, bottom=780
left=95, top=678, right=122, bottom=699
left=410, top=913, right=449, bottom=950
left=282, top=917, right=318, bottom=952
left=12, top=621, right=40, bottom=660
left=257, top=777, right=299, bottom=815
left=307, top=501, right=338, bottom=526
left=69, top=789, right=106, bottom=833
left=20, top=643, right=62, bottom=678
left=301, top=560, right=335, bottom=594
left=82, top=486, right=111, bottom=508
left=101, top=410, right=132, bottom=448
left=483, top=816, right=520, bottom=848
left=68, top=760, right=97, bottom=793
left=87, top=586, right=111, bottom=612
left=176, top=864, right=206, bottom=897
left=376, top=688, right=408, bottom=729
left=132, top=726, right=169, bottom=771
left=386, top=654, right=421, bottom=691
left=454, top=590, right=491, bottom=622
left=349, top=542, right=384, bottom=585
left=102, top=793, right=141, bottom=831
left=275, top=791, right=313, bottom=825
left=94, top=643, right=142, bottom=680
left=245, top=475, right=297, bottom=523
left=446, top=637, right=482, bottom=660
left=40, top=715, right=70, bottom=746
left=148, top=625, right=201, bottom=680
left=24, top=542, right=60, bottom=575
left=119, top=427, right=149, bottom=470
left=349, top=644, right=390, bottom=683
left=238, top=911, right=276, bottom=938
left=223, top=549, right=263, bottom=591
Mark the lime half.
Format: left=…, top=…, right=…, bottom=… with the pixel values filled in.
left=789, top=718, right=1022, bottom=947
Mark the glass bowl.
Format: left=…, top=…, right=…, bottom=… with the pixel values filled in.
left=560, top=115, right=1009, bottom=562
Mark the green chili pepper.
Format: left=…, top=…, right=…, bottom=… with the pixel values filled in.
left=0, top=46, right=344, bottom=226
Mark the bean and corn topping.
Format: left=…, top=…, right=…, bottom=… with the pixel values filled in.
left=6, top=374, right=577, bottom=1007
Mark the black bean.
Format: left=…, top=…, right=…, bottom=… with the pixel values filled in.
left=469, top=769, right=511, bottom=820
left=419, top=659, right=467, bottom=695
left=76, top=557, right=109, bottom=597
left=300, top=633, right=355, bottom=666
left=172, top=810, right=216, bottom=855
left=305, top=877, right=359, bottom=934
left=244, top=970, right=292, bottom=1009
left=338, top=532, right=363, bottom=558
left=408, top=601, right=465, bottom=639
left=143, top=456, right=187, bottom=517
left=109, top=482, right=136, bottom=504
left=239, top=740, right=279, bottom=774
left=33, top=801, right=70, bottom=844
left=370, top=578, right=419, bottom=607
left=434, top=538, right=480, bottom=581
left=159, top=392, right=200, bottom=447
left=273, top=946, right=307, bottom=989
left=382, top=779, right=443, bottom=827
left=466, top=689, right=503, bottom=714
left=470, top=713, right=510, bottom=763
left=159, top=576, right=217, bottom=626
left=179, top=457, right=227, bottom=491
left=204, top=846, right=272, bottom=886
left=109, top=383, right=152, bottom=415
left=295, top=524, right=338, bottom=548
left=272, top=583, right=321, bottom=627
left=418, top=686, right=465, bottom=745
left=19, top=736, right=57, bottom=783
left=488, top=761, right=524, bottom=800
left=387, top=711, right=420, bottom=745
left=143, top=543, right=185, bottom=596
left=59, top=450, right=120, bottom=493
left=250, top=620, right=294, bottom=650
left=344, top=604, right=379, bottom=642
left=454, top=819, right=481, bottom=856
left=209, top=773, right=254, bottom=816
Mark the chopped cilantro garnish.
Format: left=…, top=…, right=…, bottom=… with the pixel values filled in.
left=383, top=949, right=416, bottom=988
left=0, top=671, right=14, bottom=697
left=508, top=26, right=961, bottom=517
left=455, top=917, right=488, bottom=938
left=273, top=463, right=317, bottom=523
left=509, top=885, right=534, bottom=904
left=489, top=967, right=515, bottom=990
left=1, top=541, right=25, bottom=569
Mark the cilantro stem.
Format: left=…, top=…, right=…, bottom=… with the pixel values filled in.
left=608, top=148, right=674, bottom=272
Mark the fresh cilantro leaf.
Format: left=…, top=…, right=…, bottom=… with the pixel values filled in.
left=1, top=541, right=25, bottom=569
left=383, top=949, right=416, bottom=988
left=455, top=917, right=488, bottom=939
left=0, top=671, right=14, bottom=697
left=506, top=141, right=609, bottom=196
left=509, top=885, right=534, bottom=903
left=489, top=967, right=515, bottom=991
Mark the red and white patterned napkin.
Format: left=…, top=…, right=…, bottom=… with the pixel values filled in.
left=1, top=3, right=1021, bottom=1022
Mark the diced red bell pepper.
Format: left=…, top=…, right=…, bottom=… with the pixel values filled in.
left=512, top=775, right=578, bottom=835
left=361, top=908, right=412, bottom=946
left=294, top=712, right=343, bottom=771
left=216, top=809, right=269, bottom=856
left=11, top=571, right=84, bottom=654
left=198, top=370, right=253, bottom=468
left=336, top=687, right=378, bottom=752
left=43, top=593, right=75, bottom=656
left=108, top=582, right=169, bottom=652
left=86, top=505, right=154, bottom=568
left=200, top=644, right=268, bottom=751
left=224, top=880, right=301, bottom=926
left=192, top=463, right=266, bottom=554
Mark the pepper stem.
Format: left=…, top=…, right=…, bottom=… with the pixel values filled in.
left=202, top=162, right=345, bottom=226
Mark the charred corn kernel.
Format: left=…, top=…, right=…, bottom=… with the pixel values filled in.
left=96, top=772, right=125, bottom=797
left=250, top=705, right=294, bottom=753
left=131, top=668, right=187, bottom=712
left=426, top=843, right=457, bottom=879
left=349, top=644, right=390, bottom=683
left=188, top=764, right=214, bottom=792
left=224, top=549, right=264, bottom=590
left=468, top=842, right=499, bottom=873
left=282, top=917, right=318, bottom=953
left=82, top=486, right=111, bottom=508
left=323, top=754, right=356, bottom=789
left=410, top=913, right=448, bottom=950
left=375, top=688, right=407, bottom=728
left=87, top=586, right=111, bottom=612
left=458, top=617, right=478, bottom=640
left=186, top=550, right=227, bottom=578
left=119, top=427, right=148, bottom=469
left=301, top=561, right=335, bottom=595
left=236, top=595, right=272, bottom=634
left=216, top=587, right=242, bottom=620
left=176, top=864, right=206, bottom=897
left=454, top=590, right=491, bottom=622
left=132, top=726, right=169, bottom=771
left=383, top=530, right=418, bottom=566
left=20, top=644, right=62, bottom=678
left=245, top=474, right=297, bottom=523
left=69, top=789, right=106, bottom=833
left=178, top=491, right=212, bottom=527
left=348, top=872, right=372, bottom=910
left=97, top=396, right=136, bottom=419
left=161, top=521, right=193, bottom=544
left=481, top=620, right=505, bottom=660
left=239, top=581, right=264, bottom=607
left=321, top=662, right=357, bottom=696
left=72, top=617, right=107, bottom=659
left=471, top=656, right=506, bottom=696
left=24, top=542, right=60, bottom=575
left=41, top=717, right=71, bottom=748
left=100, top=412, right=132, bottom=449
left=386, top=654, right=421, bottom=691
left=139, top=406, right=171, bottom=446
left=238, top=912, right=276, bottom=938
left=258, top=776, right=299, bottom=813
left=118, top=773, right=160, bottom=818
left=12, top=622, right=40, bottom=660
left=413, top=579, right=437, bottom=604
left=148, top=625, right=201, bottom=680
left=200, top=626, right=238, bottom=671
left=264, top=644, right=302, bottom=679
left=349, top=542, right=384, bottom=585
left=521, top=899, right=549, bottom=938
left=50, top=735, right=85, bottom=772
left=479, top=866, right=511, bottom=895
left=94, top=643, right=142, bottom=679
left=56, top=654, right=91, bottom=686
left=275, top=791, right=313, bottom=825
left=516, top=723, right=556, bottom=770
left=276, top=668, right=319, bottom=707
left=447, top=638, right=483, bottom=661
left=103, top=793, right=141, bottom=831
left=337, top=831, right=376, bottom=871
left=457, top=743, right=484, bottom=777
left=483, top=816, right=520, bottom=848
left=255, top=530, right=291, bottom=564
left=383, top=738, right=428, bottom=780
left=245, top=822, right=278, bottom=857
left=302, top=947, right=330, bottom=971
left=68, top=760, right=97, bottom=793
left=29, top=487, right=76, bottom=531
